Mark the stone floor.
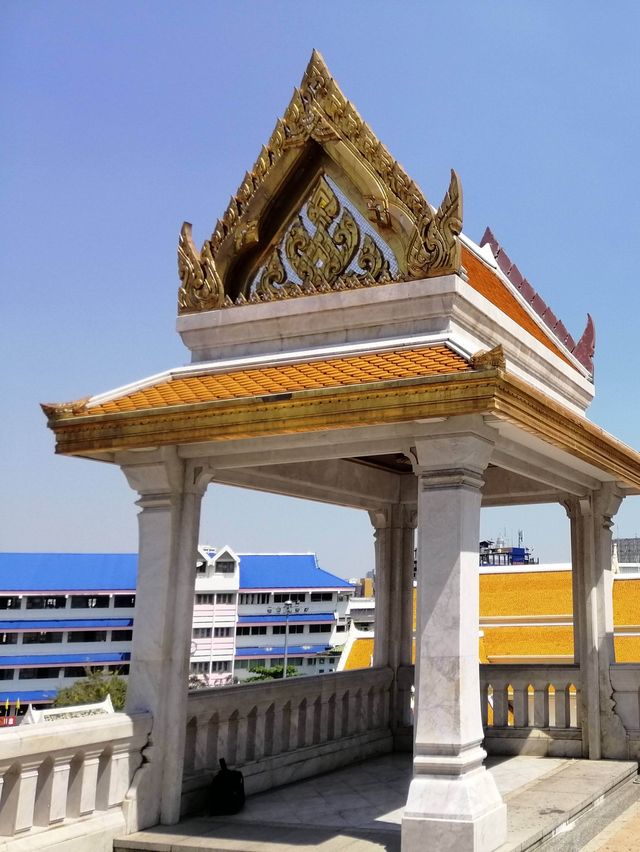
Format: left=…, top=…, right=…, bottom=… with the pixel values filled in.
left=115, top=753, right=638, bottom=852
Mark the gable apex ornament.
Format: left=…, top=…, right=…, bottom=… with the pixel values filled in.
left=177, top=50, right=463, bottom=314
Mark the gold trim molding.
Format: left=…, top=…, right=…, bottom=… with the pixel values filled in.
left=44, top=371, right=640, bottom=490
left=177, top=50, right=463, bottom=314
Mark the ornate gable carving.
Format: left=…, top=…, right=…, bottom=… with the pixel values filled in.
left=178, top=50, right=463, bottom=314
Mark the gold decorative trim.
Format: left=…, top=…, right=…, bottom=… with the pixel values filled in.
left=471, top=345, right=506, bottom=370
left=178, top=50, right=463, bottom=314
left=41, top=397, right=90, bottom=421
left=44, top=372, right=640, bottom=489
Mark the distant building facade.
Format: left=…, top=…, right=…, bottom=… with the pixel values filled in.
left=0, top=550, right=354, bottom=711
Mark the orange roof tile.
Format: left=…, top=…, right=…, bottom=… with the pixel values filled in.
left=482, top=626, right=574, bottom=660
left=462, top=247, right=572, bottom=367
left=613, top=580, right=640, bottom=625
left=344, top=638, right=374, bottom=670
left=89, top=345, right=470, bottom=415
left=480, top=571, right=573, bottom=617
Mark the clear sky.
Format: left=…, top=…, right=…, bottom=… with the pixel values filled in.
left=3, top=1, right=640, bottom=576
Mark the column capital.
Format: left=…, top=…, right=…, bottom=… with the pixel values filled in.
left=411, top=417, right=496, bottom=480
left=368, top=504, right=417, bottom=531
left=122, top=450, right=212, bottom=508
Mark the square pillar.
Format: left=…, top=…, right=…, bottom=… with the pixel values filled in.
left=122, top=450, right=208, bottom=829
left=402, top=421, right=506, bottom=852
left=370, top=504, right=416, bottom=733
left=568, top=486, right=627, bottom=759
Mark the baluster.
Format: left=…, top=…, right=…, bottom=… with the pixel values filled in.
left=512, top=682, right=528, bottom=727
left=97, top=745, right=134, bottom=809
left=35, top=756, right=71, bottom=826
left=69, top=749, right=102, bottom=817
left=244, top=707, right=257, bottom=762
left=480, top=683, right=489, bottom=727
left=194, top=715, right=210, bottom=770
left=492, top=682, right=509, bottom=727
left=533, top=685, right=550, bottom=728
left=253, top=704, right=268, bottom=762
left=554, top=684, right=571, bottom=728
left=264, top=704, right=276, bottom=756
left=319, top=697, right=330, bottom=744
left=0, top=764, right=32, bottom=835
left=279, top=701, right=291, bottom=753
left=326, top=694, right=337, bottom=742
left=308, top=697, right=320, bottom=745
left=573, top=685, right=581, bottom=728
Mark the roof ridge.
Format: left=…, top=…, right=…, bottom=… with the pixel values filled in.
left=480, top=227, right=594, bottom=374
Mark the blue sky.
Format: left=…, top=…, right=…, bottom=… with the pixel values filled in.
left=3, top=1, right=640, bottom=575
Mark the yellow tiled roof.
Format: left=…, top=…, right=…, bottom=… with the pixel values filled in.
left=480, top=571, right=573, bottom=617
left=343, top=638, right=374, bottom=670
left=482, top=626, right=574, bottom=659
left=89, top=345, right=470, bottom=415
left=614, top=580, right=640, bottom=625
left=614, top=636, right=640, bottom=662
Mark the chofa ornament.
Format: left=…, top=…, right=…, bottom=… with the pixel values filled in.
left=177, top=50, right=463, bottom=314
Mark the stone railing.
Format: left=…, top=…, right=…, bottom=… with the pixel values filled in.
left=610, top=663, right=640, bottom=759
left=0, top=711, right=151, bottom=849
left=480, top=664, right=582, bottom=757
left=182, top=666, right=393, bottom=814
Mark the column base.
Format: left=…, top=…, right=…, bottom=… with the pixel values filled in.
left=402, top=767, right=506, bottom=852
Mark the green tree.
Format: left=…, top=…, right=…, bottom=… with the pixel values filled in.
left=246, top=664, right=298, bottom=681
left=54, top=670, right=127, bottom=711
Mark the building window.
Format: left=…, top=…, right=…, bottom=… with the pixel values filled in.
left=190, top=661, right=209, bottom=674
left=306, top=659, right=315, bottom=666
left=235, top=659, right=250, bottom=669
left=288, top=657, right=303, bottom=666
left=216, top=593, right=234, bottom=605
left=336, top=625, right=346, bottom=633
left=70, top=595, right=109, bottom=609
left=237, top=626, right=267, bottom=636
left=273, top=624, right=303, bottom=635
left=67, top=630, right=108, bottom=643
left=0, top=632, right=18, bottom=645
left=310, top=592, right=333, bottom=602
left=273, top=593, right=306, bottom=604
left=111, top=630, right=133, bottom=642
left=0, top=669, right=15, bottom=680
left=0, top=596, right=21, bottom=610
left=211, top=660, right=230, bottom=672
left=19, top=667, right=58, bottom=679
left=26, top=596, right=66, bottom=610
left=193, top=627, right=212, bottom=638
left=309, top=624, right=331, bottom=633
left=106, top=664, right=130, bottom=675
left=215, top=560, right=236, bottom=574
left=195, top=594, right=215, bottom=605
left=239, top=593, right=269, bottom=605
left=114, top=594, right=136, bottom=608
left=214, top=627, right=231, bottom=637
left=23, top=631, right=63, bottom=645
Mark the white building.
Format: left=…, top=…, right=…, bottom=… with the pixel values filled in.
left=190, top=547, right=354, bottom=683
left=0, top=549, right=354, bottom=712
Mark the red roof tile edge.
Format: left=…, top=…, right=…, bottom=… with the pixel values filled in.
left=479, top=227, right=594, bottom=374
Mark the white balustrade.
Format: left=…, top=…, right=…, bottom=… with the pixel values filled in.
left=480, top=664, right=582, bottom=756
left=182, top=667, right=393, bottom=813
left=0, top=711, right=151, bottom=844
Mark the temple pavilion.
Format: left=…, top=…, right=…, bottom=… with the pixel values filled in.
left=42, top=51, right=640, bottom=852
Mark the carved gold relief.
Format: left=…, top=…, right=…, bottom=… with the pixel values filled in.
left=177, top=50, right=463, bottom=314
left=178, top=223, right=224, bottom=313
left=253, top=176, right=392, bottom=300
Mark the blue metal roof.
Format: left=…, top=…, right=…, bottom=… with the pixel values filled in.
left=0, top=652, right=131, bottom=666
left=0, top=619, right=133, bottom=630
left=0, top=554, right=137, bottom=592
left=237, top=612, right=335, bottom=624
left=0, top=690, right=57, bottom=702
left=237, top=554, right=353, bottom=590
left=235, top=644, right=331, bottom=657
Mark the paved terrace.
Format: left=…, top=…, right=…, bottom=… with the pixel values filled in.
left=115, top=754, right=638, bottom=852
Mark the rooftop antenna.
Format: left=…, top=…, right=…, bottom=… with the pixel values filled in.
left=518, top=529, right=523, bottom=548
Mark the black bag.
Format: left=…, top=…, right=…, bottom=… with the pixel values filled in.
left=208, top=757, right=245, bottom=815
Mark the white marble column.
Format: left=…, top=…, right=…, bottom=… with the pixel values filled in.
left=122, top=450, right=208, bottom=828
left=369, top=504, right=416, bottom=730
left=568, top=486, right=627, bottom=759
left=402, top=422, right=506, bottom=852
